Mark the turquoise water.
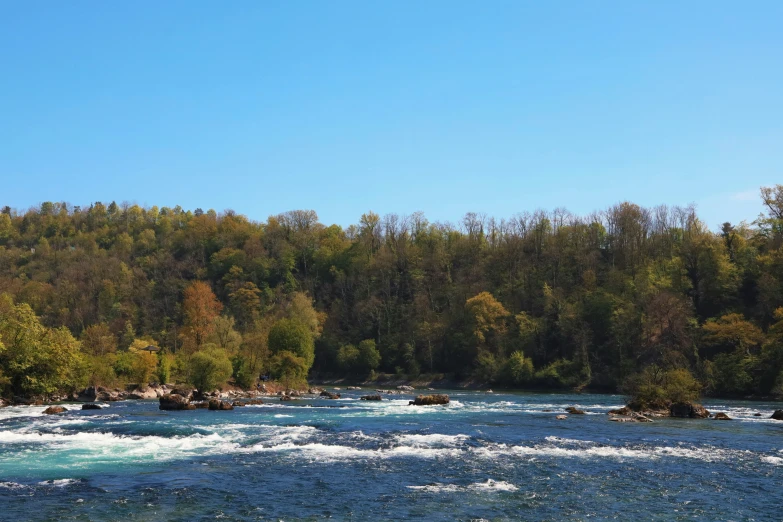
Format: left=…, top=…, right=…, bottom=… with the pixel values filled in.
left=1, top=390, right=781, bottom=521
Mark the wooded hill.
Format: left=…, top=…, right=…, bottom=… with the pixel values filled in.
left=1, top=186, right=782, bottom=399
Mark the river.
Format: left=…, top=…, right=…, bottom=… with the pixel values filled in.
left=1, top=390, right=781, bottom=521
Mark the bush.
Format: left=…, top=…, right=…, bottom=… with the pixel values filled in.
left=504, top=351, right=534, bottom=385
left=114, top=350, right=158, bottom=385
left=623, top=365, right=702, bottom=410
left=268, top=318, right=315, bottom=368
left=189, top=345, right=233, bottom=396
left=269, top=350, right=309, bottom=389
left=474, top=351, right=499, bottom=383
left=533, top=359, right=586, bottom=388
left=231, top=355, right=254, bottom=389
left=157, top=352, right=172, bottom=385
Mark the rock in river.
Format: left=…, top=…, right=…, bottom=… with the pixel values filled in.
left=410, top=394, right=449, bottom=406
left=208, top=399, right=234, bottom=411
left=159, top=394, right=195, bottom=411
left=771, top=410, right=783, bottom=420
left=361, top=394, right=382, bottom=401
left=43, top=406, right=66, bottom=415
left=565, top=406, right=585, bottom=414
left=669, top=402, right=709, bottom=418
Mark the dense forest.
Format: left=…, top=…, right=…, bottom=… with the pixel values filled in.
left=1, top=186, right=782, bottom=401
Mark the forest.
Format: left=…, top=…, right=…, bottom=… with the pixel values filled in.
left=1, top=185, right=782, bottom=401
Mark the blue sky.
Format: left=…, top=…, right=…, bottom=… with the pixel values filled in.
left=1, top=2, right=781, bottom=229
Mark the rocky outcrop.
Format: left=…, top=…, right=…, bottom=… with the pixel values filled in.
left=608, top=406, right=632, bottom=416
left=192, top=401, right=209, bottom=409
left=713, top=412, right=731, bottom=420
left=231, top=401, right=245, bottom=407
left=159, top=394, right=195, bottom=411
left=320, top=391, right=341, bottom=399
left=565, top=406, right=585, bottom=414
left=170, top=387, right=196, bottom=400
left=0, top=398, right=6, bottom=408
left=410, top=394, right=450, bottom=406
left=245, top=399, right=264, bottom=405
left=128, top=387, right=158, bottom=400
left=43, top=406, right=66, bottom=414
left=669, top=402, right=709, bottom=419
left=308, top=388, right=323, bottom=394
left=76, top=386, right=126, bottom=402
left=81, top=404, right=102, bottom=410
left=771, top=410, right=783, bottom=420
left=208, top=399, right=234, bottom=411
left=361, top=394, right=382, bottom=401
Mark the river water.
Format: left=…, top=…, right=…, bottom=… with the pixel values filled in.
left=0, top=390, right=781, bottom=521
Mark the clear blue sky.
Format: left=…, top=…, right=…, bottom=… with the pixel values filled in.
left=1, top=2, right=781, bottom=229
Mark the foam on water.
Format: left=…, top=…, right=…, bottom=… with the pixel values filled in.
left=408, top=479, right=519, bottom=493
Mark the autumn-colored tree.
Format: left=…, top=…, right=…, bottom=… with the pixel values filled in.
left=182, top=281, right=223, bottom=350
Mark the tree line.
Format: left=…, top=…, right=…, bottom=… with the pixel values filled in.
left=1, top=186, right=782, bottom=400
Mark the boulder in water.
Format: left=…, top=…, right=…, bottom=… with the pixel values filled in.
left=713, top=412, right=731, bottom=420
left=159, top=394, right=195, bottom=411
left=208, top=399, right=234, bottom=411
left=320, top=391, right=341, bottom=399
left=397, top=385, right=415, bottom=391
left=608, top=406, right=632, bottom=416
left=280, top=395, right=293, bottom=401
left=231, top=401, right=246, bottom=407
left=556, top=415, right=568, bottom=420
left=669, top=402, right=709, bottom=419
left=81, top=404, right=102, bottom=410
left=361, top=394, right=382, bottom=401
left=410, top=394, right=449, bottom=406
left=246, top=399, right=264, bottom=405
left=771, top=410, right=783, bottom=420
left=565, top=406, right=585, bottom=414
left=43, top=406, right=66, bottom=415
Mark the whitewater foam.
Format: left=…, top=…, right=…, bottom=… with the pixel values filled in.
left=408, top=479, right=518, bottom=493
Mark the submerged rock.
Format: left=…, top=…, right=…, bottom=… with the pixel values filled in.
left=361, top=394, right=382, bottom=401
left=43, top=406, right=66, bottom=415
left=410, top=394, right=449, bottom=406
left=713, top=412, right=731, bottom=420
left=159, top=394, right=195, bottom=411
left=320, top=391, right=341, bottom=399
left=208, top=399, right=234, bottom=411
left=81, top=404, right=102, bottom=410
left=565, top=406, right=585, bottom=414
left=669, top=402, right=709, bottom=419
left=771, top=410, right=783, bottom=420
left=610, top=412, right=653, bottom=423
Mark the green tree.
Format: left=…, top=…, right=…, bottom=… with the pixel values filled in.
left=188, top=345, right=233, bottom=396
